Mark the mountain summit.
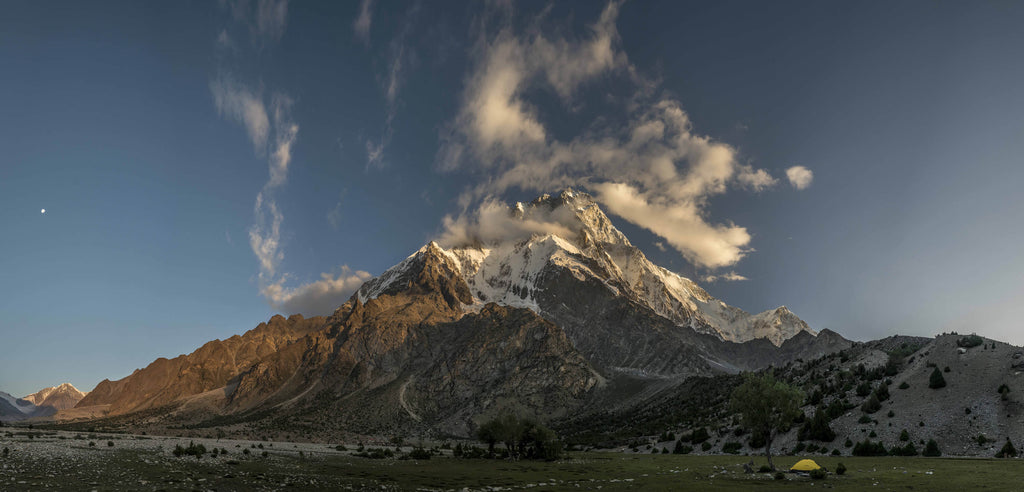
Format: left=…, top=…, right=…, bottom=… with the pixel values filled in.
left=361, top=189, right=812, bottom=347
left=22, top=382, right=87, bottom=411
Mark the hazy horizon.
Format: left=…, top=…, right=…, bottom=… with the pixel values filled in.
left=3, top=0, right=1024, bottom=396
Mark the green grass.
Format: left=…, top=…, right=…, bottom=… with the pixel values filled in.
left=4, top=445, right=1024, bottom=491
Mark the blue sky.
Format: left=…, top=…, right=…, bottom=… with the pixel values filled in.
left=2, top=1, right=1023, bottom=396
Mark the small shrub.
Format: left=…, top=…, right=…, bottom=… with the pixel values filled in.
left=922, top=439, right=941, bottom=457
left=977, top=434, right=991, bottom=446
left=831, top=448, right=841, bottom=456
left=408, top=447, right=431, bottom=460
left=809, top=468, right=827, bottom=480
left=943, top=366, right=951, bottom=373
left=861, top=394, right=882, bottom=414
left=2, top=447, right=8, bottom=457
left=791, top=442, right=806, bottom=454
left=836, top=462, right=847, bottom=475
left=722, top=442, right=742, bottom=454
left=965, top=407, right=972, bottom=415
left=673, top=441, right=693, bottom=454
left=89, top=442, right=96, bottom=447
left=996, top=438, right=1018, bottom=458
left=999, top=384, right=1011, bottom=401
left=887, top=410, right=895, bottom=418
left=774, top=472, right=785, bottom=480
left=852, top=439, right=887, bottom=456
left=844, top=438, right=853, bottom=448
left=869, top=430, right=877, bottom=438
left=858, top=415, right=872, bottom=424
left=243, top=448, right=250, bottom=455
left=261, top=451, right=268, bottom=458
left=898, top=381, right=910, bottom=390
left=758, top=465, right=773, bottom=473
left=335, top=444, right=347, bottom=451
left=957, top=334, right=983, bottom=348
left=900, top=429, right=910, bottom=441
left=690, top=427, right=710, bottom=444
left=107, top=441, right=114, bottom=447
left=701, top=442, right=712, bottom=451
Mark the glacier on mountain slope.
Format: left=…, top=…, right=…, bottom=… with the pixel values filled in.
left=357, top=189, right=813, bottom=346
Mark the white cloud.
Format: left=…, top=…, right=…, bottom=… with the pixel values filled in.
left=249, top=190, right=283, bottom=279
left=786, top=165, right=813, bottom=189
left=702, top=271, right=749, bottom=283
left=737, top=166, right=778, bottom=191
left=262, top=267, right=373, bottom=316
left=268, top=94, right=297, bottom=188
left=353, top=0, right=374, bottom=45
left=210, top=77, right=269, bottom=153
left=592, top=182, right=751, bottom=268
left=436, top=199, right=579, bottom=248
left=653, top=241, right=667, bottom=252
left=437, top=2, right=778, bottom=269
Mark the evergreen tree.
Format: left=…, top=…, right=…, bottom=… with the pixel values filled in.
left=928, top=368, right=947, bottom=389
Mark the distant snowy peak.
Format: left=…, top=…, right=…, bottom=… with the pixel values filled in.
left=360, top=189, right=815, bottom=346
left=22, top=383, right=87, bottom=411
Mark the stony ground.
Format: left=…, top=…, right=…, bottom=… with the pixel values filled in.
left=5, top=429, right=1024, bottom=491
left=0, top=430, right=365, bottom=490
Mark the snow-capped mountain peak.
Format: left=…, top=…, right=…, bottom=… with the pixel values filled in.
left=358, top=189, right=814, bottom=346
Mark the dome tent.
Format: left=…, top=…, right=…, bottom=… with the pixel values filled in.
left=790, top=459, right=822, bottom=472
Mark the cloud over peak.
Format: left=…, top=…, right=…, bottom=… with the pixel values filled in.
left=438, top=2, right=800, bottom=269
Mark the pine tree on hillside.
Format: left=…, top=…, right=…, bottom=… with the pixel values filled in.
left=928, top=367, right=947, bottom=389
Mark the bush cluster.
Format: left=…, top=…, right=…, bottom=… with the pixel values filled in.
left=476, top=414, right=562, bottom=461
left=172, top=441, right=207, bottom=458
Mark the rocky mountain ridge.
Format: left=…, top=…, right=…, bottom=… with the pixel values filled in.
left=47, top=190, right=846, bottom=438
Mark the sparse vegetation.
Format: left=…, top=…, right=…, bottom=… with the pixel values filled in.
left=923, top=439, right=941, bottom=457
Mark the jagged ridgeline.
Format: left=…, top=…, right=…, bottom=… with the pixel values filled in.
left=56, top=190, right=848, bottom=439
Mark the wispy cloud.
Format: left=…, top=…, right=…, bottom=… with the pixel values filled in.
left=363, top=3, right=420, bottom=170
left=786, top=165, right=814, bottom=189
left=702, top=271, right=750, bottom=283
left=255, top=0, right=289, bottom=43
left=221, top=0, right=290, bottom=46
left=262, top=267, right=373, bottom=316
left=353, top=0, right=374, bottom=45
left=210, top=76, right=269, bottom=153
left=211, top=1, right=371, bottom=316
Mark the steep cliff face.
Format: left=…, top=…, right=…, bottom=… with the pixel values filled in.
left=76, top=314, right=326, bottom=414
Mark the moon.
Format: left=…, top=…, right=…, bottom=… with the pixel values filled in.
left=41, top=209, right=46, bottom=214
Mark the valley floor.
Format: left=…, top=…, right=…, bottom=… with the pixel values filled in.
left=2, top=430, right=1024, bottom=491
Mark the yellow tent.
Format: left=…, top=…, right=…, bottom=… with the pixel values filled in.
left=790, top=459, right=822, bottom=472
